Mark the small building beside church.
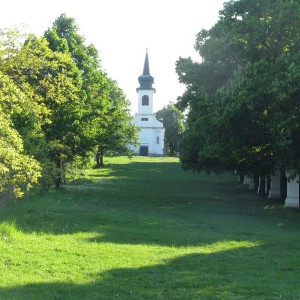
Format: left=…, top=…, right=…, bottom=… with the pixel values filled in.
left=130, top=51, right=165, bottom=156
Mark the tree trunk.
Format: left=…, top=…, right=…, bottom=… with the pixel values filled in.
left=96, top=151, right=101, bottom=168
left=280, top=169, right=287, bottom=198
left=238, top=173, right=244, bottom=184
left=253, top=173, right=259, bottom=192
left=257, top=175, right=266, bottom=197
left=96, top=147, right=104, bottom=168
left=100, top=151, right=104, bottom=167
left=55, top=157, right=62, bottom=188
left=266, top=176, right=271, bottom=197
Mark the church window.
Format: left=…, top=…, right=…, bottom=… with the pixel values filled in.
left=142, top=95, right=149, bottom=106
left=141, top=118, right=148, bottom=121
left=157, top=136, right=159, bottom=144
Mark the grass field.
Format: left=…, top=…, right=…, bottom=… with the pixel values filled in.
left=0, top=156, right=300, bottom=299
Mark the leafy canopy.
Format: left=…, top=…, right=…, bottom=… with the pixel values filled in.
left=176, top=0, right=300, bottom=175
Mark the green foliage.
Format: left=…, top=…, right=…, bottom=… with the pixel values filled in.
left=93, top=78, right=138, bottom=161
left=0, top=33, right=86, bottom=188
left=156, top=103, right=185, bottom=156
left=177, top=0, right=300, bottom=176
left=0, top=14, right=138, bottom=194
left=45, top=14, right=138, bottom=169
left=0, top=113, right=40, bottom=198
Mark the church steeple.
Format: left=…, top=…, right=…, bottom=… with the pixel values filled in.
left=143, top=49, right=150, bottom=74
left=137, top=50, right=155, bottom=91
left=130, top=49, right=165, bottom=156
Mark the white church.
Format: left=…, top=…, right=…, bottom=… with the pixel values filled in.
left=130, top=51, right=165, bottom=156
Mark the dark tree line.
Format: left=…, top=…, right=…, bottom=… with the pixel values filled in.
left=0, top=14, right=138, bottom=198
left=176, top=0, right=300, bottom=190
left=156, top=103, right=185, bottom=157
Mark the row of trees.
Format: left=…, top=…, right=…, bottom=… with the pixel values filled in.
left=0, top=14, right=138, bottom=199
left=156, top=103, right=185, bottom=156
left=176, top=0, right=300, bottom=191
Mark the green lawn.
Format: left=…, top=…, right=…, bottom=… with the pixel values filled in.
left=0, top=156, right=300, bottom=299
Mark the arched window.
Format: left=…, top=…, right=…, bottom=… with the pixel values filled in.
left=142, top=95, right=149, bottom=106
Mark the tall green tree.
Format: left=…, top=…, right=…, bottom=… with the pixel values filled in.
left=0, top=113, right=41, bottom=199
left=1, top=34, right=87, bottom=187
left=0, top=70, right=41, bottom=198
left=45, top=14, right=138, bottom=168
left=176, top=0, right=300, bottom=181
left=156, top=104, right=185, bottom=156
left=0, top=28, right=43, bottom=197
left=94, top=78, right=138, bottom=167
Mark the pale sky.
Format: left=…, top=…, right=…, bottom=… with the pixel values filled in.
left=0, top=0, right=225, bottom=113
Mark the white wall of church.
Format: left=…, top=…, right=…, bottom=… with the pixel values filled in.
left=131, top=114, right=164, bottom=156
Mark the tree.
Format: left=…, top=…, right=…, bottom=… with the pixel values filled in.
left=176, top=0, right=300, bottom=184
left=2, top=34, right=87, bottom=187
left=0, top=71, right=41, bottom=198
left=156, top=103, right=185, bottom=156
left=0, top=29, right=43, bottom=197
left=45, top=14, right=138, bottom=168
left=0, top=15, right=138, bottom=192
left=94, top=78, right=138, bottom=167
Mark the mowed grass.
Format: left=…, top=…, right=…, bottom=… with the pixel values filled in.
left=0, top=156, right=300, bottom=299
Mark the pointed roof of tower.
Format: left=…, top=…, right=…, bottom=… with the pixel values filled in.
left=142, top=50, right=151, bottom=75
left=137, top=49, right=155, bottom=91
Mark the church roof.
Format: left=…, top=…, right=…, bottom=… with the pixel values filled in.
left=137, top=50, right=155, bottom=91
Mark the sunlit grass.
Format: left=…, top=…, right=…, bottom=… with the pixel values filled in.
left=0, top=156, right=299, bottom=299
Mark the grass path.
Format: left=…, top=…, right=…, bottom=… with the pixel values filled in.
left=0, top=156, right=300, bottom=299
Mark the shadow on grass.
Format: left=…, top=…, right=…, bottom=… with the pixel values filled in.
left=1, top=160, right=297, bottom=248
left=1, top=160, right=299, bottom=298
left=3, top=245, right=293, bottom=300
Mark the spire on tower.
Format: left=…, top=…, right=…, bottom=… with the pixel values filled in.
left=137, top=49, right=155, bottom=91
left=142, top=48, right=150, bottom=75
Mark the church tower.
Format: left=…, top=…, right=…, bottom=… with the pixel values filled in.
left=136, top=50, right=155, bottom=115
left=131, top=50, right=165, bottom=156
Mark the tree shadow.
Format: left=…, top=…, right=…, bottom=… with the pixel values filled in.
left=1, top=158, right=298, bottom=248
left=0, top=164, right=298, bottom=248
left=1, top=244, right=297, bottom=299
left=0, top=160, right=230, bottom=236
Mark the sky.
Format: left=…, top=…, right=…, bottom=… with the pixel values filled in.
left=0, top=0, right=225, bottom=113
